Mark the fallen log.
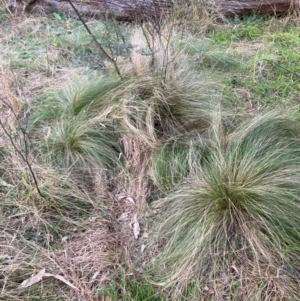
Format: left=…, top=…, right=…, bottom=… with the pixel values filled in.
left=216, top=0, right=299, bottom=16
left=7, top=0, right=300, bottom=20
left=10, top=0, right=173, bottom=21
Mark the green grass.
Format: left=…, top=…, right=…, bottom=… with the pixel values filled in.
left=177, top=38, right=240, bottom=71
left=146, top=110, right=300, bottom=300
left=152, top=134, right=206, bottom=192
left=100, top=278, right=169, bottom=301
left=207, top=17, right=300, bottom=106
left=29, top=74, right=123, bottom=124
left=211, top=24, right=264, bottom=44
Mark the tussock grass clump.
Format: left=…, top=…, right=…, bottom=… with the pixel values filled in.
left=114, top=26, right=219, bottom=144
left=112, top=68, right=217, bottom=205
left=146, top=110, right=300, bottom=300
left=113, top=71, right=218, bottom=147
left=28, top=75, right=123, bottom=173
left=115, top=77, right=185, bottom=145
left=29, top=75, right=123, bottom=125
left=27, top=59, right=218, bottom=204
left=40, top=116, right=120, bottom=171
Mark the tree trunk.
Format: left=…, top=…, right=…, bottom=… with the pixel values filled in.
left=8, top=0, right=300, bottom=20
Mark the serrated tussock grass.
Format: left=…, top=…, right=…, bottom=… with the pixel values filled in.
left=146, top=110, right=300, bottom=300
left=111, top=66, right=218, bottom=205
left=41, top=115, right=120, bottom=171
left=28, top=75, right=123, bottom=173
left=27, top=55, right=218, bottom=207
left=113, top=70, right=218, bottom=147
left=29, top=74, right=123, bottom=126
left=114, top=26, right=219, bottom=145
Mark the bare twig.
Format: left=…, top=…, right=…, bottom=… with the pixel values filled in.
left=66, top=0, right=123, bottom=78
left=0, top=116, right=44, bottom=198
left=0, top=72, right=44, bottom=198
left=260, top=59, right=300, bottom=78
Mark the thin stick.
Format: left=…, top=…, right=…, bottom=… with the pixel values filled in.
left=0, top=118, right=44, bottom=198
left=66, top=0, right=123, bottom=78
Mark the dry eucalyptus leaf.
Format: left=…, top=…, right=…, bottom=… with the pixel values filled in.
left=126, top=197, right=135, bottom=203
left=19, top=268, right=78, bottom=291
left=133, top=214, right=140, bottom=239
left=133, top=223, right=140, bottom=239
left=91, top=271, right=100, bottom=281
left=116, top=194, right=135, bottom=203
left=44, top=273, right=79, bottom=291
left=117, top=212, right=129, bottom=221
left=19, top=269, right=46, bottom=289
left=116, top=193, right=126, bottom=200
left=61, top=236, right=68, bottom=242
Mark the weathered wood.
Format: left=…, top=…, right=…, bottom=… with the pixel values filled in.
left=8, top=0, right=300, bottom=20
left=13, top=0, right=172, bottom=21
left=216, top=0, right=299, bottom=16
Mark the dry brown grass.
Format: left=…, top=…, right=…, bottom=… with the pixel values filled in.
left=0, top=219, right=119, bottom=300
left=0, top=149, right=123, bottom=300
left=54, top=220, right=119, bottom=301
left=119, top=136, right=154, bottom=210
left=104, top=135, right=156, bottom=271
left=0, top=14, right=87, bottom=102
left=0, top=66, right=22, bottom=126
